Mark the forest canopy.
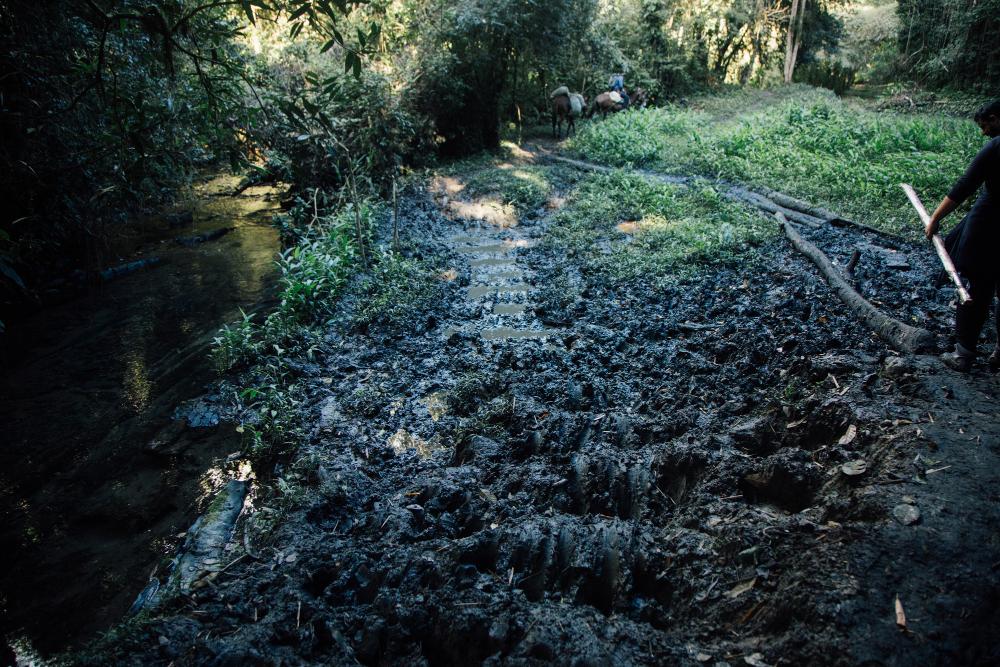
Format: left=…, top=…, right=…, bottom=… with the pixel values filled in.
left=1, top=0, right=997, bottom=320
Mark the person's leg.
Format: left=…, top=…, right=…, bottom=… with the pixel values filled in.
left=989, top=278, right=1000, bottom=370
left=944, top=272, right=992, bottom=370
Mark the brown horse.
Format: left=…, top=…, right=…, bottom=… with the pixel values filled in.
left=551, top=92, right=586, bottom=139
left=588, top=88, right=647, bottom=119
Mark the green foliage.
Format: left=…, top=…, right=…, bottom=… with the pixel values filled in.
left=211, top=195, right=377, bottom=370
left=547, top=170, right=774, bottom=285
left=0, top=0, right=380, bottom=310
left=211, top=309, right=261, bottom=374
left=352, top=252, right=444, bottom=329
left=570, top=110, right=699, bottom=166
left=836, top=2, right=900, bottom=85
left=410, top=0, right=600, bottom=154
left=572, top=87, right=984, bottom=235
left=262, top=67, right=430, bottom=192
left=443, top=159, right=554, bottom=213
left=897, top=0, right=1000, bottom=91
left=277, top=233, right=356, bottom=321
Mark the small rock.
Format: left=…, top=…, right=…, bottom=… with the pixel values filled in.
left=893, top=503, right=921, bottom=525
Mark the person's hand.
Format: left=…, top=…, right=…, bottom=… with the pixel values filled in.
left=925, top=218, right=940, bottom=240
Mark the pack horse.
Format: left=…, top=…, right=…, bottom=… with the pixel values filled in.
left=550, top=86, right=586, bottom=139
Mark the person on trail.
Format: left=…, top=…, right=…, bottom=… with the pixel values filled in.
left=925, top=99, right=1000, bottom=372
left=608, top=72, right=629, bottom=109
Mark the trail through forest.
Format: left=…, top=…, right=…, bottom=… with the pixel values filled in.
left=88, top=143, right=1000, bottom=666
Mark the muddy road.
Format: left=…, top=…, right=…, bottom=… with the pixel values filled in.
left=84, top=148, right=999, bottom=666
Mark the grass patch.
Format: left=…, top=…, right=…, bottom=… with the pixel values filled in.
left=547, top=171, right=774, bottom=285
left=352, top=252, right=445, bottom=330
left=210, top=196, right=384, bottom=459
left=571, top=86, right=985, bottom=236
left=437, top=152, right=554, bottom=214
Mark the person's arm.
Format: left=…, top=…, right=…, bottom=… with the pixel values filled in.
left=926, top=195, right=958, bottom=239
left=926, top=138, right=997, bottom=238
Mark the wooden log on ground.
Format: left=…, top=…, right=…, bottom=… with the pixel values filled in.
left=99, top=256, right=163, bottom=282
left=756, top=185, right=845, bottom=222
left=756, top=184, right=905, bottom=242
left=730, top=189, right=823, bottom=227
left=778, top=212, right=934, bottom=353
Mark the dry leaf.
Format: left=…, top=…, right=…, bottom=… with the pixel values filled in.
left=895, top=595, right=907, bottom=629
left=725, top=577, right=756, bottom=599
left=838, top=424, right=858, bottom=445
left=841, top=460, right=867, bottom=477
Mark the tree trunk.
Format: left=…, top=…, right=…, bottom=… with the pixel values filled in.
left=783, top=0, right=806, bottom=83
left=779, top=213, right=934, bottom=353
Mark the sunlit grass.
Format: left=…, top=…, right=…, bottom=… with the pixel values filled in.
left=571, top=86, right=984, bottom=236
left=546, top=171, right=774, bottom=285
left=442, top=159, right=554, bottom=214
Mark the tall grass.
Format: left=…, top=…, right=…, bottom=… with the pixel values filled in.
left=571, top=87, right=984, bottom=236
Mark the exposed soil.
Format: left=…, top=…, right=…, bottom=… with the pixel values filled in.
left=76, top=148, right=999, bottom=666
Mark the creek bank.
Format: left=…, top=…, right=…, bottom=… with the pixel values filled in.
left=83, top=152, right=999, bottom=666
left=0, top=172, right=284, bottom=656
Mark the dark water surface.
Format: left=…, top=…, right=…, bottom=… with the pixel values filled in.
left=0, top=174, right=282, bottom=656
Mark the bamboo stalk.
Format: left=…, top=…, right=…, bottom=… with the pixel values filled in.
left=900, top=184, right=971, bottom=303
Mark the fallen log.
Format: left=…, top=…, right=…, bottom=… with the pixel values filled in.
left=755, top=185, right=845, bottom=222
left=755, top=185, right=906, bottom=242
left=175, top=227, right=234, bottom=246
left=778, top=212, right=934, bottom=353
left=729, top=189, right=823, bottom=227
left=99, top=256, right=162, bottom=282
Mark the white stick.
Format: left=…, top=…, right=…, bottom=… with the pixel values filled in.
left=900, top=184, right=971, bottom=303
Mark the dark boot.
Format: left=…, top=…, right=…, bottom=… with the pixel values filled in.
left=941, top=342, right=975, bottom=372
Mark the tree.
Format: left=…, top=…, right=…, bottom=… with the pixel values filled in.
left=784, top=0, right=807, bottom=82
left=897, top=0, right=1000, bottom=90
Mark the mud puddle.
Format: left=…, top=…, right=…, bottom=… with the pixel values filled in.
left=0, top=173, right=283, bottom=655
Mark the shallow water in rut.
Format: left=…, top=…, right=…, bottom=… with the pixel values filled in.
left=0, top=174, right=282, bottom=655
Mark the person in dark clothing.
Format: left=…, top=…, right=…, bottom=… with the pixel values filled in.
left=926, top=99, right=1000, bottom=371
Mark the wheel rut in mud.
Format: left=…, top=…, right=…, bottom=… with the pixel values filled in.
left=91, top=151, right=1000, bottom=667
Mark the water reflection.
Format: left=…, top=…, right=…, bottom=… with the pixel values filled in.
left=0, top=173, right=282, bottom=654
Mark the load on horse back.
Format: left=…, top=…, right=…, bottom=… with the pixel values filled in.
left=589, top=87, right=647, bottom=119
left=550, top=86, right=586, bottom=139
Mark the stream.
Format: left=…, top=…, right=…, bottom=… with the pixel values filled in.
left=0, top=173, right=283, bottom=656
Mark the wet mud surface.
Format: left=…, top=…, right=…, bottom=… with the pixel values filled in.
left=83, top=154, right=999, bottom=666
left=0, top=175, right=283, bottom=655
